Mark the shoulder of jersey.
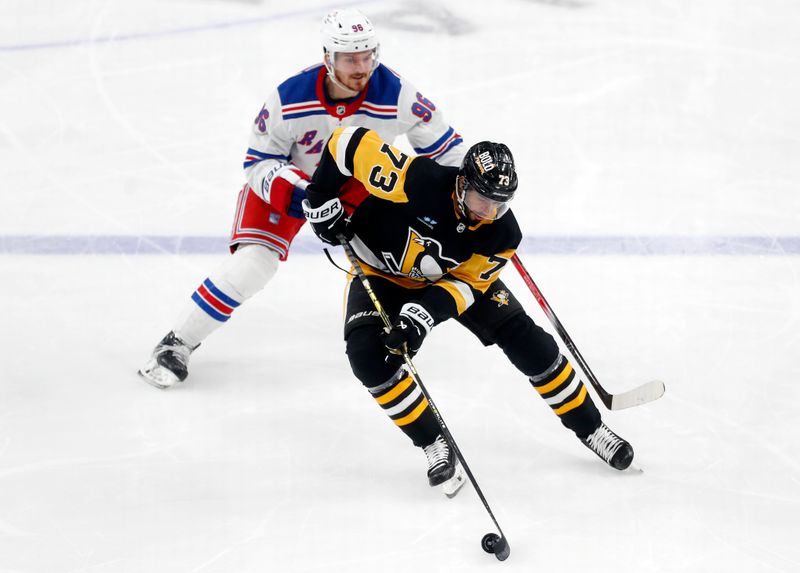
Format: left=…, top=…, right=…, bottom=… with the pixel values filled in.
left=276, top=64, right=324, bottom=107
left=477, top=210, right=522, bottom=253
left=361, top=64, right=403, bottom=114
left=405, top=157, right=457, bottom=191
left=377, top=156, right=454, bottom=209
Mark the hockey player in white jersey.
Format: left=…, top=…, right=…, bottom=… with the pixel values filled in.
left=139, top=8, right=466, bottom=388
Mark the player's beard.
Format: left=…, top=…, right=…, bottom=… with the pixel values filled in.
left=339, top=72, right=369, bottom=93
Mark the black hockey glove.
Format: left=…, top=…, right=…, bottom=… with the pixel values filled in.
left=301, top=184, right=352, bottom=246
left=383, top=302, right=435, bottom=365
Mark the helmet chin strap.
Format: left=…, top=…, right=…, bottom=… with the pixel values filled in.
left=453, top=177, right=469, bottom=220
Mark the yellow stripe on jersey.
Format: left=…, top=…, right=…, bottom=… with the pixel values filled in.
left=534, top=362, right=574, bottom=395
left=354, top=131, right=412, bottom=203
left=361, top=243, right=515, bottom=314
left=449, top=248, right=516, bottom=295
left=362, top=265, right=429, bottom=289
left=327, top=128, right=413, bottom=203
left=432, top=278, right=474, bottom=315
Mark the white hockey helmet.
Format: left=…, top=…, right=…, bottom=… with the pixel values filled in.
left=320, top=8, right=380, bottom=76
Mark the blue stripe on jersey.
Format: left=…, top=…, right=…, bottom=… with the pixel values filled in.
left=363, top=64, right=402, bottom=106
left=413, top=127, right=455, bottom=155
left=277, top=63, right=401, bottom=110
left=245, top=148, right=270, bottom=160
left=430, top=135, right=463, bottom=160
left=245, top=148, right=288, bottom=161
left=243, top=150, right=289, bottom=168
left=282, top=109, right=331, bottom=120
left=191, top=292, right=229, bottom=322
left=203, top=278, right=241, bottom=308
left=353, top=110, right=398, bottom=120
left=277, top=64, right=323, bottom=106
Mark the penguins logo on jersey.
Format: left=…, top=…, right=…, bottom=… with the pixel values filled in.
left=490, top=289, right=510, bottom=307
left=383, top=228, right=458, bottom=281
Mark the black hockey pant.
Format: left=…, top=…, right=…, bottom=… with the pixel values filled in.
left=344, top=277, right=602, bottom=447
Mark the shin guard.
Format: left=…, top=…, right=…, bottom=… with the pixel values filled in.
left=347, top=326, right=440, bottom=447
left=530, top=354, right=601, bottom=438
left=174, top=244, right=279, bottom=347
left=368, top=371, right=439, bottom=447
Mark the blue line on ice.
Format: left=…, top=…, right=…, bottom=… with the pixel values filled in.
left=2, top=235, right=798, bottom=256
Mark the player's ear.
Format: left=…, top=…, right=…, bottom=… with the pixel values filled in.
left=455, top=175, right=467, bottom=199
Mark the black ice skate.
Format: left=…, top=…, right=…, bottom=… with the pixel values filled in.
left=138, top=331, right=198, bottom=390
left=423, top=434, right=466, bottom=498
left=581, top=422, right=634, bottom=470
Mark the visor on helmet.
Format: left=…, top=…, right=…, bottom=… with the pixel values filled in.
left=330, top=49, right=378, bottom=74
left=458, top=179, right=512, bottom=221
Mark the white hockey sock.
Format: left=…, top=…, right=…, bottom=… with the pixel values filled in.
left=172, top=244, right=280, bottom=347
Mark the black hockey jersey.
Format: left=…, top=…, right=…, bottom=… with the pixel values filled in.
left=311, top=127, right=522, bottom=323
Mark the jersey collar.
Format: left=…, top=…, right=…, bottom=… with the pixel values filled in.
left=315, top=66, right=369, bottom=119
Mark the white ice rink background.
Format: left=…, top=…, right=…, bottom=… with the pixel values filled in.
left=1, top=0, right=799, bottom=571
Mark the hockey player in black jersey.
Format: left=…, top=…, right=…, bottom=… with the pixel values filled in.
left=303, top=127, right=634, bottom=495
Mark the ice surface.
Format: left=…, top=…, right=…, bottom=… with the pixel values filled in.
left=1, top=1, right=798, bottom=571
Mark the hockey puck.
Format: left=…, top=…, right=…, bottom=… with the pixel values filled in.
left=481, top=533, right=510, bottom=561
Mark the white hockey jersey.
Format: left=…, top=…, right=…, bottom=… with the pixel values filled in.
left=243, top=63, right=464, bottom=201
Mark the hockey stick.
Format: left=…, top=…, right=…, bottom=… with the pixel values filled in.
left=511, top=254, right=665, bottom=411
left=338, top=236, right=510, bottom=562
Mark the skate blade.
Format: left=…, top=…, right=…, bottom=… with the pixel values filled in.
left=138, top=361, right=179, bottom=390
left=627, top=462, right=645, bottom=474
left=442, top=464, right=466, bottom=498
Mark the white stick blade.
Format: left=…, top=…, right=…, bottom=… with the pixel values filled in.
left=610, top=380, right=666, bottom=410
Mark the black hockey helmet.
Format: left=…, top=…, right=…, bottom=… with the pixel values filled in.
left=456, top=141, right=517, bottom=220
left=460, top=141, right=518, bottom=201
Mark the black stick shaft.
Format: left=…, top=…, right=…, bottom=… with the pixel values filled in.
left=339, top=236, right=509, bottom=543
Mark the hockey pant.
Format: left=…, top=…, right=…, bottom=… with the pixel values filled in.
left=344, top=277, right=602, bottom=447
